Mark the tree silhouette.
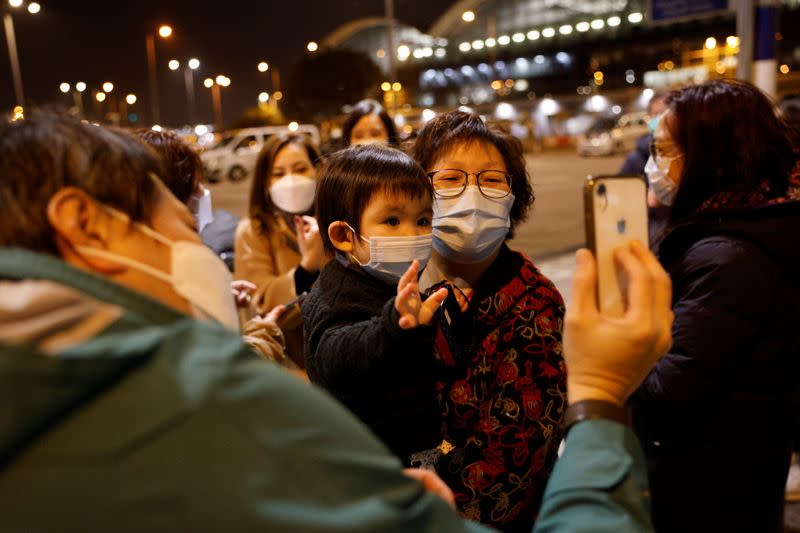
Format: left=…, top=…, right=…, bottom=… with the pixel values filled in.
left=284, top=49, right=382, bottom=123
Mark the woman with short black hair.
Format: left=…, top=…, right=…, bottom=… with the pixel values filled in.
left=632, top=79, right=800, bottom=532
left=410, top=111, right=566, bottom=533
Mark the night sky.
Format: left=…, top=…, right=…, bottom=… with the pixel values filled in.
left=0, top=0, right=455, bottom=126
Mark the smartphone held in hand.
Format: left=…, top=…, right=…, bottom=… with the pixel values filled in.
left=584, top=175, right=649, bottom=317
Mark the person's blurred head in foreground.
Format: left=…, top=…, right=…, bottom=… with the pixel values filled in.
left=0, top=112, right=235, bottom=324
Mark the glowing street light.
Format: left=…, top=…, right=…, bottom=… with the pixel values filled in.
left=258, top=61, right=269, bottom=72
left=59, top=83, right=71, bottom=94
left=102, top=82, right=114, bottom=93
left=462, top=10, right=475, bottom=22
left=126, top=94, right=137, bottom=105
left=381, top=81, right=391, bottom=91
left=96, top=92, right=106, bottom=102
left=397, top=45, right=410, bottom=61
left=258, top=92, right=269, bottom=103
left=75, top=82, right=86, bottom=93
left=392, top=82, right=402, bottom=92
left=726, top=35, right=740, bottom=48
left=146, top=24, right=175, bottom=124
left=705, top=37, right=717, bottom=50
left=288, top=121, right=299, bottom=132
left=5, top=0, right=42, bottom=107
left=188, top=58, right=200, bottom=70
left=168, top=59, right=180, bottom=71
left=207, top=76, right=230, bottom=130
left=306, top=41, right=318, bottom=52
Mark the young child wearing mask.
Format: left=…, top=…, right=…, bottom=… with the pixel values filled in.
left=302, top=144, right=449, bottom=466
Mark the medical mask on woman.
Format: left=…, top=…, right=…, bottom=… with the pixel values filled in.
left=76, top=206, right=240, bottom=330
left=432, top=186, right=515, bottom=264
left=187, top=186, right=213, bottom=232
left=269, top=174, right=317, bottom=214
left=644, top=155, right=680, bottom=206
left=341, top=225, right=432, bottom=284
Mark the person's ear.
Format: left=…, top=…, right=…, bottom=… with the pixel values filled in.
left=46, top=187, right=125, bottom=275
left=327, top=221, right=355, bottom=253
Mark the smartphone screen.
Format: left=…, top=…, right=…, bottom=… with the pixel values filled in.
left=584, top=175, right=648, bottom=317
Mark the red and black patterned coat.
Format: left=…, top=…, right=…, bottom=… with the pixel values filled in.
left=435, top=244, right=567, bottom=533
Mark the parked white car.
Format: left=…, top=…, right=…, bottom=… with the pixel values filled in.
left=577, top=112, right=650, bottom=157
left=201, top=125, right=320, bottom=182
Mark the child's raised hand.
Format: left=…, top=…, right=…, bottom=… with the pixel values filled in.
left=395, top=260, right=448, bottom=329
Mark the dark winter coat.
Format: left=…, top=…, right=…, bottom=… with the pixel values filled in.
left=302, top=258, right=441, bottom=461
left=631, top=200, right=800, bottom=533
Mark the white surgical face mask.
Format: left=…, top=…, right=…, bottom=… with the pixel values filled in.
left=644, top=155, right=680, bottom=206
left=344, top=224, right=432, bottom=284
left=432, top=186, right=514, bottom=264
left=269, top=174, right=317, bottom=214
left=76, top=207, right=240, bottom=330
left=187, top=186, right=213, bottom=232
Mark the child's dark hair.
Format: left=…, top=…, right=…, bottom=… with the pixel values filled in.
left=316, top=144, right=432, bottom=254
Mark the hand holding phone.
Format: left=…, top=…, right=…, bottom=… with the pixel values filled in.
left=584, top=175, right=649, bottom=317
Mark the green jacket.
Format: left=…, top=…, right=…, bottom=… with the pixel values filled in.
left=0, top=248, right=653, bottom=532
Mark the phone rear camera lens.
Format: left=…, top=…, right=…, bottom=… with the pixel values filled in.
left=597, top=184, right=606, bottom=196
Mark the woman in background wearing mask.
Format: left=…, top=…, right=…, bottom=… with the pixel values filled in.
left=409, top=111, right=566, bottom=533
left=235, top=133, right=326, bottom=366
left=631, top=80, right=800, bottom=532
left=342, top=99, right=398, bottom=146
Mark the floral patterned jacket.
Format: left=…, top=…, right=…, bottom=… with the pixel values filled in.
left=435, top=244, right=567, bottom=533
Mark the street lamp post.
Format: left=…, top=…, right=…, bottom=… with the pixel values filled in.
left=73, top=81, right=86, bottom=117
left=2, top=1, right=40, bottom=108
left=169, top=57, right=200, bottom=125
left=204, top=75, right=230, bottom=130
left=384, top=0, right=398, bottom=115
left=145, top=24, right=172, bottom=126
left=120, top=93, right=137, bottom=125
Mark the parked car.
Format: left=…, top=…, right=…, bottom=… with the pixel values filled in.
left=577, top=112, right=649, bottom=157
left=200, top=124, right=320, bottom=182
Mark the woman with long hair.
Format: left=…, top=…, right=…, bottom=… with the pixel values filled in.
left=632, top=79, right=800, bottom=532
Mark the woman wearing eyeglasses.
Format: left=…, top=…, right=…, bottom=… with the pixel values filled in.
left=631, top=80, right=800, bottom=532
left=409, top=111, right=566, bottom=533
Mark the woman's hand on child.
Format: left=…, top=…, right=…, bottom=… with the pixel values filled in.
left=295, top=215, right=326, bottom=272
left=396, top=260, right=448, bottom=330
left=231, top=280, right=256, bottom=308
